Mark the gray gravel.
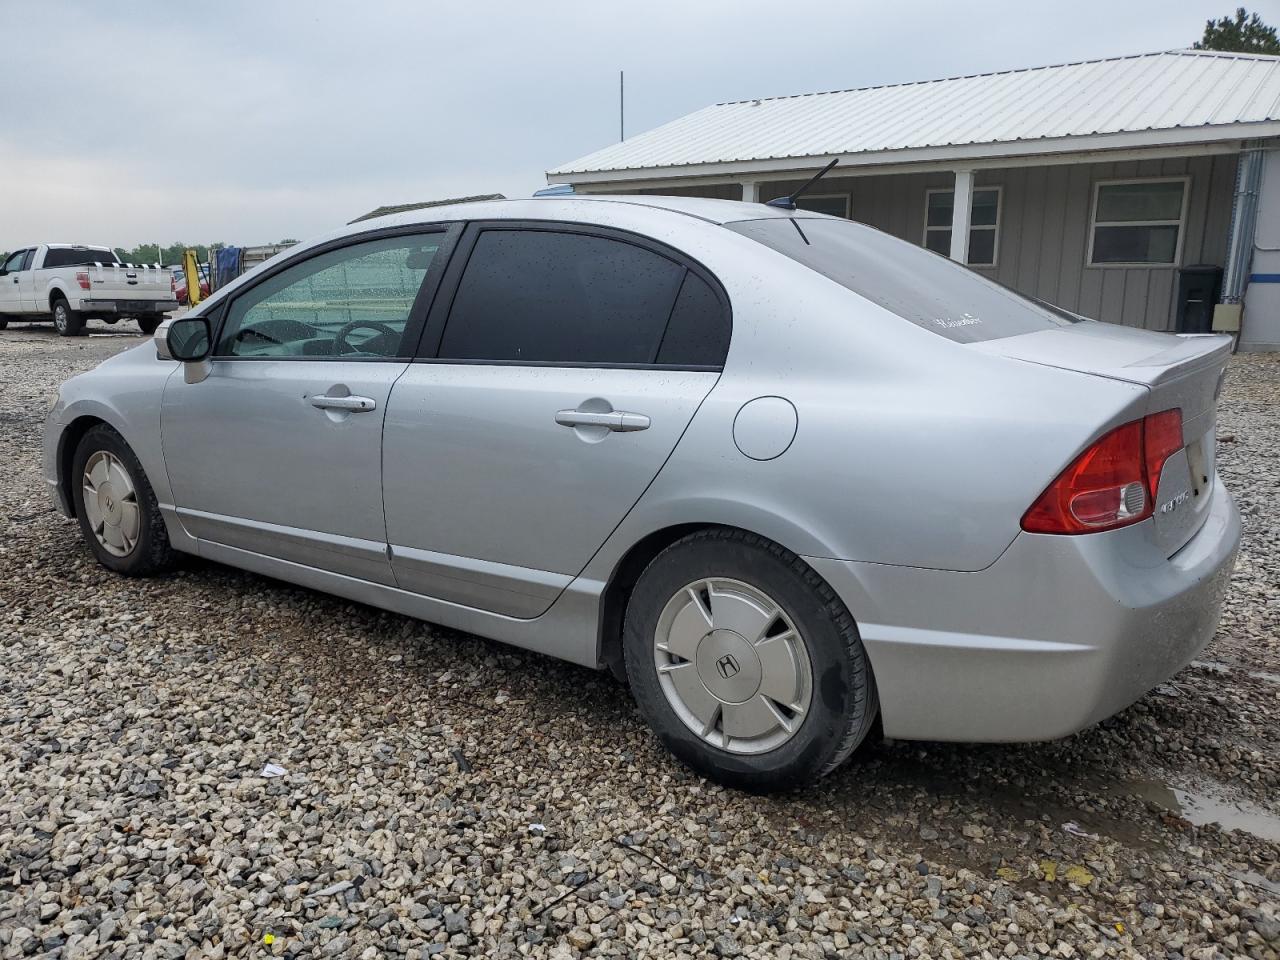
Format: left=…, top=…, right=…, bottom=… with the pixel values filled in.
left=1, top=320, right=1278, bottom=959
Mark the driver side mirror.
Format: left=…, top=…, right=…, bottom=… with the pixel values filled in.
left=155, top=316, right=213, bottom=383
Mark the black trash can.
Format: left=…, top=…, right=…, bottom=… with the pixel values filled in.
left=1175, top=265, right=1223, bottom=334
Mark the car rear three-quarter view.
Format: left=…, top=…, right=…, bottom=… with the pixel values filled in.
left=42, top=196, right=1240, bottom=792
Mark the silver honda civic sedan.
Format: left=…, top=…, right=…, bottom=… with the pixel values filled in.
left=43, top=196, right=1240, bottom=791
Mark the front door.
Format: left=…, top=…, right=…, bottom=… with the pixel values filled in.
left=0, top=249, right=29, bottom=313
left=382, top=224, right=731, bottom=617
left=161, top=230, right=451, bottom=583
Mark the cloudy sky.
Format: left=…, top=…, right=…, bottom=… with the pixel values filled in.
left=1, top=0, right=1265, bottom=250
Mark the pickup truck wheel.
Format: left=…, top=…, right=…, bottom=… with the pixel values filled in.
left=0, top=318, right=7, bottom=330
left=137, top=316, right=161, bottom=335
left=52, top=298, right=85, bottom=337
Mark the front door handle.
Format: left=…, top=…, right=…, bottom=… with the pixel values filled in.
left=555, top=409, right=650, bottom=432
left=310, top=395, right=377, bottom=412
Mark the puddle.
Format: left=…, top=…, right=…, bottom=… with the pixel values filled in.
left=1122, top=778, right=1280, bottom=843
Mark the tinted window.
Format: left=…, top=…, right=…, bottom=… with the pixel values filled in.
left=438, top=230, right=684, bottom=364
left=43, top=248, right=119, bottom=268
left=726, top=217, right=1075, bottom=344
left=655, top=271, right=730, bottom=366
left=216, top=234, right=441, bottom=358
left=19, top=250, right=34, bottom=271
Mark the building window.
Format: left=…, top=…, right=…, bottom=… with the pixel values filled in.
left=1088, top=178, right=1187, bottom=266
left=923, top=187, right=1000, bottom=265
left=794, top=194, right=850, bottom=218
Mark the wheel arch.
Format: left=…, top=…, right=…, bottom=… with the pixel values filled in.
left=595, top=520, right=844, bottom=684
left=46, top=282, right=70, bottom=311
left=57, top=415, right=113, bottom=518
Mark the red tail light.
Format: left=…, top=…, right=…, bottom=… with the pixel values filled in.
left=1022, top=409, right=1183, bottom=535
left=75, top=271, right=91, bottom=290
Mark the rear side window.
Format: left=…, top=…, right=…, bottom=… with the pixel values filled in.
left=656, top=271, right=730, bottom=366
left=438, top=229, right=697, bottom=365
left=43, top=248, right=119, bottom=268
left=726, top=217, right=1076, bottom=343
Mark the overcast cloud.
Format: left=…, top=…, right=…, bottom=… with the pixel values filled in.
left=1, top=0, right=1269, bottom=250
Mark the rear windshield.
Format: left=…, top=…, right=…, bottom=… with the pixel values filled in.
left=725, top=217, right=1077, bottom=343
left=43, top=248, right=120, bottom=268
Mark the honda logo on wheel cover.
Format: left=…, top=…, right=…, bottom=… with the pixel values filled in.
left=716, top=654, right=741, bottom=679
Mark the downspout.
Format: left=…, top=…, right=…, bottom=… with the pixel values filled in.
left=1221, top=142, right=1265, bottom=348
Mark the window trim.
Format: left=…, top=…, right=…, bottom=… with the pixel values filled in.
left=413, top=219, right=732, bottom=371
left=793, top=193, right=851, bottom=218
left=1086, top=176, right=1189, bottom=268
left=207, top=222, right=463, bottom=362
left=922, top=185, right=1002, bottom=267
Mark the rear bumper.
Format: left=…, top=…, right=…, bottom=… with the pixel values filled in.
left=806, top=480, right=1240, bottom=742
left=81, top=299, right=179, bottom=314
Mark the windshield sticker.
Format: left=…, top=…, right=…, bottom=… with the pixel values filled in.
left=932, top=313, right=982, bottom=329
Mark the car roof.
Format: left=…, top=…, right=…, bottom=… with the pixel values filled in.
left=359, top=194, right=804, bottom=230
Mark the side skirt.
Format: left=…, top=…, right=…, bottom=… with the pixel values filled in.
left=195, top=537, right=605, bottom=669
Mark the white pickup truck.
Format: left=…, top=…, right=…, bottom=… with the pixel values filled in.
left=0, top=244, right=178, bottom=336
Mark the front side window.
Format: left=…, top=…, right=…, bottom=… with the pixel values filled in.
left=19, top=250, right=34, bottom=271
left=3, top=249, right=27, bottom=273
left=438, top=229, right=694, bottom=365
left=728, top=216, right=1076, bottom=344
left=923, top=187, right=1000, bottom=265
left=216, top=234, right=442, bottom=358
left=1089, top=179, right=1186, bottom=265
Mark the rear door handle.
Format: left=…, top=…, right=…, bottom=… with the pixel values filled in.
left=310, top=395, right=377, bottom=412
left=555, top=409, right=650, bottom=432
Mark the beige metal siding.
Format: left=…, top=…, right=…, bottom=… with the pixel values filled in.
left=628, top=153, right=1236, bottom=331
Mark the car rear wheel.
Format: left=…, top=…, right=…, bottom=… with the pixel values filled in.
left=137, top=316, right=161, bottom=335
left=52, top=298, right=85, bottom=337
left=624, top=529, right=878, bottom=792
left=70, top=425, right=177, bottom=576
left=0, top=318, right=7, bottom=330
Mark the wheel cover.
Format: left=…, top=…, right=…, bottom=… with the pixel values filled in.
left=654, top=577, right=813, bottom=755
left=54, top=304, right=67, bottom=332
left=81, top=450, right=140, bottom=557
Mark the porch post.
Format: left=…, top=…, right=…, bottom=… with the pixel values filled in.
left=741, top=181, right=760, bottom=203
left=949, top=168, right=974, bottom=263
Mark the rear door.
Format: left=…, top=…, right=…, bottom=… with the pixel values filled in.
left=161, top=227, right=455, bottom=583
left=382, top=223, right=730, bottom=617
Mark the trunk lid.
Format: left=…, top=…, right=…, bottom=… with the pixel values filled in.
left=973, top=322, right=1231, bottom=556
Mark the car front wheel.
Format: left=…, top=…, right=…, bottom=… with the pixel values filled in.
left=70, top=425, right=177, bottom=576
left=624, top=529, right=878, bottom=792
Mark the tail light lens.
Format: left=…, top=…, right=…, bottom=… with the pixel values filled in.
left=1022, top=409, right=1183, bottom=534
left=75, top=271, right=91, bottom=290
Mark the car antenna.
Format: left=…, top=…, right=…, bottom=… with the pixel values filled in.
left=765, top=158, right=839, bottom=210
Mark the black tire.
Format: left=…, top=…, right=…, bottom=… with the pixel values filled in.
left=624, top=529, right=878, bottom=792
left=136, top=316, right=161, bottom=335
left=0, top=318, right=7, bottom=330
left=70, top=425, right=177, bottom=576
left=52, top=297, right=85, bottom=337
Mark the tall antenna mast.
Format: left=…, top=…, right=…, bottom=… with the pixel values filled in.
left=619, top=70, right=625, bottom=141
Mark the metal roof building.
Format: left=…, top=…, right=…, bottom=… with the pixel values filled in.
left=550, top=50, right=1280, bottom=350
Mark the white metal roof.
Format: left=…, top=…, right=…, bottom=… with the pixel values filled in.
left=550, top=50, right=1280, bottom=182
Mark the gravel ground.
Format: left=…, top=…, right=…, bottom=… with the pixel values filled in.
left=1, top=320, right=1278, bottom=960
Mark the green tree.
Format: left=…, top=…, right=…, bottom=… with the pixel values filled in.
left=1193, top=7, right=1280, bottom=54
